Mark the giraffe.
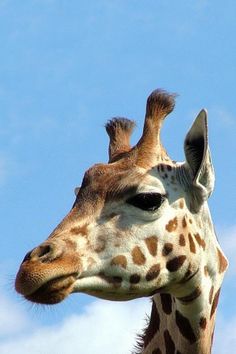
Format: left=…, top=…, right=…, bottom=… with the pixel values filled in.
left=15, top=89, right=228, bottom=354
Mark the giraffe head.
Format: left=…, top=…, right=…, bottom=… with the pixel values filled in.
left=15, top=90, right=227, bottom=306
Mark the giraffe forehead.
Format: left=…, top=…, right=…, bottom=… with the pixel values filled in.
left=136, top=171, right=166, bottom=193
left=76, top=163, right=167, bottom=206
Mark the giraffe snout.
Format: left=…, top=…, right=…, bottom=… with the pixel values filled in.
left=15, top=239, right=80, bottom=301
left=22, top=242, right=63, bottom=264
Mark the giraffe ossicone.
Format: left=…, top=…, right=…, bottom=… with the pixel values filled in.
left=15, top=89, right=228, bottom=354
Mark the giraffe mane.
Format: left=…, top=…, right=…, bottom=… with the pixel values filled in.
left=133, top=298, right=154, bottom=354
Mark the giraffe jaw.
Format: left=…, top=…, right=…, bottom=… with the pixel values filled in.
left=21, top=274, right=149, bottom=304
left=17, top=273, right=78, bottom=305
left=72, top=275, right=157, bottom=301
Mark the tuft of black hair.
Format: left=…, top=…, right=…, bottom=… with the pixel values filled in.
left=105, top=117, right=136, bottom=138
left=146, top=89, right=178, bottom=118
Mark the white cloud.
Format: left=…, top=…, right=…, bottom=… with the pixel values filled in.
left=1, top=292, right=235, bottom=354
left=213, top=314, right=236, bottom=354
left=0, top=293, right=30, bottom=338
left=0, top=297, right=150, bottom=354
left=210, top=107, right=235, bottom=127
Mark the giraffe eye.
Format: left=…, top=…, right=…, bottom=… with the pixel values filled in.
left=126, top=193, right=165, bottom=211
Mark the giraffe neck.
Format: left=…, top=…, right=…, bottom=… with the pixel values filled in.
left=139, top=269, right=221, bottom=354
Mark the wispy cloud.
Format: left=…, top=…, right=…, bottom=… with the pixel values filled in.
left=0, top=296, right=150, bottom=354
left=0, top=293, right=30, bottom=339
left=210, top=107, right=235, bottom=127
left=214, top=314, right=236, bottom=353
left=1, top=292, right=235, bottom=354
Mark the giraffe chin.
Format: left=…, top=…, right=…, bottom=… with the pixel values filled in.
left=24, top=274, right=77, bottom=305
left=72, top=275, right=158, bottom=302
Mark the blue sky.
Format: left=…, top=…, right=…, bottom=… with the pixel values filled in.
left=0, top=1, right=235, bottom=353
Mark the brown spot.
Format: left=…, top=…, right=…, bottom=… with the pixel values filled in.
left=175, top=310, right=197, bottom=343
left=132, top=246, right=146, bottom=265
left=143, top=300, right=160, bottom=347
left=108, top=212, right=118, bottom=219
left=64, top=239, right=77, bottom=250
left=152, top=349, right=162, bottom=354
left=166, top=256, right=186, bottom=272
left=177, top=286, right=201, bottom=304
left=204, top=265, right=209, bottom=276
left=164, top=330, right=175, bottom=354
left=94, top=236, right=106, bottom=253
left=217, top=248, right=228, bottom=273
left=165, top=217, right=178, bottom=232
left=188, top=233, right=196, bottom=253
left=111, top=255, right=127, bottom=269
left=179, top=234, right=186, bottom=246
left=194, top=233, right=206, bottom=250
left=70, top=223, right=88, bottom=236
left=167, top=165, right=172, bottom=171
left=162, top=243, right=173, bottom=256
left=87, top=257, right=96, bottom=268
left=112, top=276, right=123, bottom=284
left=179, top=266, right=192, bottom=283
left=209, top=285, right=214, bottom=304
left=145, top=236, right=158, bottom=257
left=160, top=294, right=172, bottom=314
left=179, top=199, right=184, bottom=209
left=130, top=274, right=141, bottom=284
left=210, top=288, right=221, bottom=318
left=189, top=219, right=193, bottom=224
left=199, top=317, right=207, bottom=330
left=182, top=217, right=187, bottom=228
left=99, top=273, right=122, bottom=287
left=146, top=264, right=160, bottom=281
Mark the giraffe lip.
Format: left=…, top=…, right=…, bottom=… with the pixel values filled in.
left=24, top=273, right=77, bottom=305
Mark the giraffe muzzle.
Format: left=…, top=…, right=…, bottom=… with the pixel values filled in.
left=15, top=240, right=81, bottom=304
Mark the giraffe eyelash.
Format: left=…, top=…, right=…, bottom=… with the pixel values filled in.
left=126, top=193, right=165, bottom=212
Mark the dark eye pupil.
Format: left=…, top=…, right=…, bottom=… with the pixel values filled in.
left=127, top=193, right=164, bottom=211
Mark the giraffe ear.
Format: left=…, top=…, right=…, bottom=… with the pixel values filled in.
left=183, top=109, right=215, bottom=211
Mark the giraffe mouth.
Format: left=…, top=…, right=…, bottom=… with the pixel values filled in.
left=24, top=273, right=77, bottom=305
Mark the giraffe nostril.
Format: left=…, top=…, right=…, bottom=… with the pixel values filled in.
left=32, top=244, right=56, bottom=262
left=22, top=243, right=58, bottom=263
left=22, top=250, right=34, bottom=263
left=37, top=245, right=52, bottom=258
